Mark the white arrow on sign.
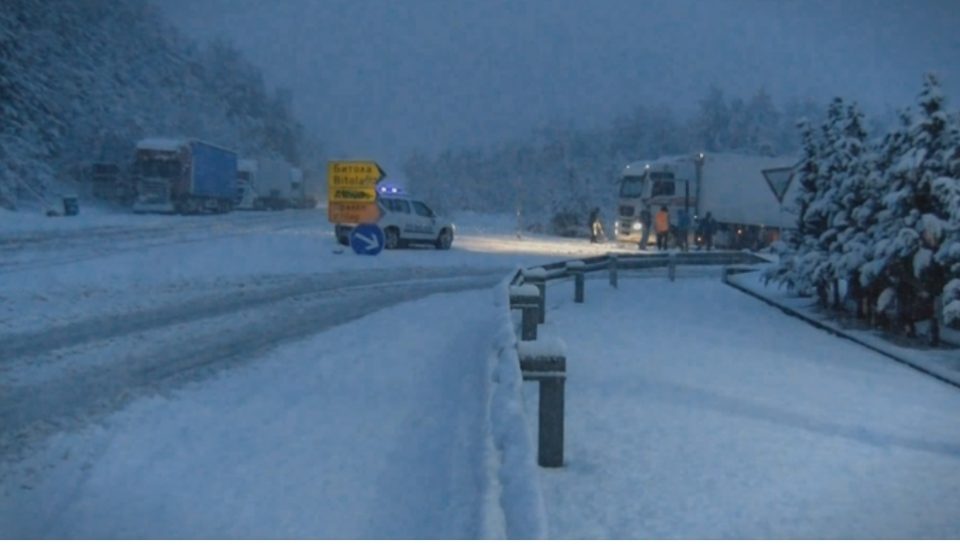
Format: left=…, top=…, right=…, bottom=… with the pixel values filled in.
left=356, top=232, right=380, bottom=251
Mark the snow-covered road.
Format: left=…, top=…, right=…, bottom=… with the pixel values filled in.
left=3, top=208, right=957, bottom=538
left=0, top=289, right=502, bottom=538
left=0, top=269, right=503, bottom=458
left=0, top=209, right=620, bottom=462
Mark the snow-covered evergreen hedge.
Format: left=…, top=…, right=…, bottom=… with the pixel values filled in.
left=767, top=74, right=960, bottom=337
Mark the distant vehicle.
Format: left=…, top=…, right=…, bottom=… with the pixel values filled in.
left=334, top=189, right=455, bottom=250
left=235, top=158, right=259, bottom=210
left=288, top=167, right=317, bottom=209
left=132, top=138, right=237, bottom=214
left=614, top=152, right=798, bottom=249
left=90, top=162, right=135, bottom=204
left=234, top=158, right=301, bottom=210
left=252, top=158, right=294, bottom=210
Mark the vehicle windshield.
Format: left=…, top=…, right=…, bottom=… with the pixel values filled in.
left=135, top=157, right=180, bottom=179
left=650, top=173, right=676, bottom=197
left=619, top=176, right=646, bottom=198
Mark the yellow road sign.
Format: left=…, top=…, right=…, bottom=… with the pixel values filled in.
left=327, top=161, right=385, bottom=191
left=329, top=186, right=377, bottom=203
left=327, top=160, right=386, bottom=223
left=328, top=202, right=381, bottom=224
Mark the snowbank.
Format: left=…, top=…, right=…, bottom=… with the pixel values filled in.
left=483, top=273, right=548, bottom=538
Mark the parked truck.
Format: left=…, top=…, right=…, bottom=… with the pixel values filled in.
left=287, top=167, right=307, bottom=209
left=235, top=158, right=259, bottom=210
left=132, top=138, right=237, bottom=214
left=614, top=152, right=798, bottom=250
left=232, top=158, right=297, bottom=210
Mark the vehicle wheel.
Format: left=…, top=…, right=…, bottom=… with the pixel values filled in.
left=435, top=229, right=453, bottom=250
left=384, top=227, right=401, bottom=249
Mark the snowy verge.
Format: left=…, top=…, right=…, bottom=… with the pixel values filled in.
left=482, top=270, right=547, bottom=539
left=725, top=269, right=960, bottom=388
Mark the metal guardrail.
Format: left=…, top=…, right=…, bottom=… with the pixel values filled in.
left=506, top=250, right=769, bottom=468
left=514, top=250, right=768, bottom=284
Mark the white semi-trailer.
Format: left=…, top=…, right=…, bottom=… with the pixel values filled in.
left=233, top=158, right=296, bottom=210
left=613, top=152, right=798, bottom=249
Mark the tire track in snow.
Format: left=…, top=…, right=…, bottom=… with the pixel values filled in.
left=0, top=267, right=501, bottom=363
left=0, top=213, right=324, bottom=275
left=0, top=270, right=504, bottom=460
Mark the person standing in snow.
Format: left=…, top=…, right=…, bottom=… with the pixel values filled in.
left=589, top=207, right=605, bottom=243
left=676, top=209, right=690, bottom=252
left=655, top=206, right=670, bottom=251
left=639, top=205, right=652, bottom=250
left=698, top=211, right=717, bottom=251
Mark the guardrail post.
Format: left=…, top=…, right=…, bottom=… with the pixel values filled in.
left=524, top=268, right=547, bottom=323
left=668, top=252, right=676, bottom=282
left=519, top=339, right=566, bottom=468
left=509, top=284, right=541, bottom=341
left=608, top=254, right=618, bottom=289
left=567, top=261, right=586, bottom=303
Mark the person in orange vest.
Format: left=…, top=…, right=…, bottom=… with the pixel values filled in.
left=655, top=205, right=670, bottom=251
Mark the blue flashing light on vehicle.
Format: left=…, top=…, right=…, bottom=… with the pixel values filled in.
left=377, top=184, right=405, bottom=196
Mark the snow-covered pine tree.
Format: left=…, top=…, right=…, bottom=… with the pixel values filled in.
left=873, top=74, right=956, bottom=341
left=826, top=103, right=873, bottom=315
left=744, top=88, right=781, bottom=155
left=797, top=98, right=848, bottom=305
left=930, top=92, right=960, bottom=330
left=859, top=110, right=913, bottom=320
left=693, top=86, right=731, bottom=153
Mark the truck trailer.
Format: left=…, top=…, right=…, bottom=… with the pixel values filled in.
left=233, top=158, right=297, bottom=210
left=614, top=152, right=798, bottom=250
left=288, top=167, right=313, bottom=209
left=132, top=138, right=237, bottom=214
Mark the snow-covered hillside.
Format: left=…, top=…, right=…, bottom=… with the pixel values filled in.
left=0, top=0, right=311, bottom=209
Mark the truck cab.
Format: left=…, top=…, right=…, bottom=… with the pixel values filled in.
left=614, top=157, right=697, bottom=247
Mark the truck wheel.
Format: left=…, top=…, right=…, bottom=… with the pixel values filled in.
left=384, top=227, right=400, bottom=250
left=435, top=229, right=453, bottom=250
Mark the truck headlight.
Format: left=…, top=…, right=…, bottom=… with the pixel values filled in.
left=632, top=222, right=642, bottom=230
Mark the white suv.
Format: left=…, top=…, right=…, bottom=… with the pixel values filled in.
left=334, top=196, right=455, bottom=250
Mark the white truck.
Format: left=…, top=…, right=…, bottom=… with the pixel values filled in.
left=613, top=152, right=799, bottom=249
left=234, top=158, right=296, bottom=210
left=288, top=167, right=317, bottom=209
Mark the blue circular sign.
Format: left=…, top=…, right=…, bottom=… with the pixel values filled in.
left=349, top=224, right=385, bottom=256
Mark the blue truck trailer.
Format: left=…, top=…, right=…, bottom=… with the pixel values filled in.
left=132, top=138, right=238, bottom=214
